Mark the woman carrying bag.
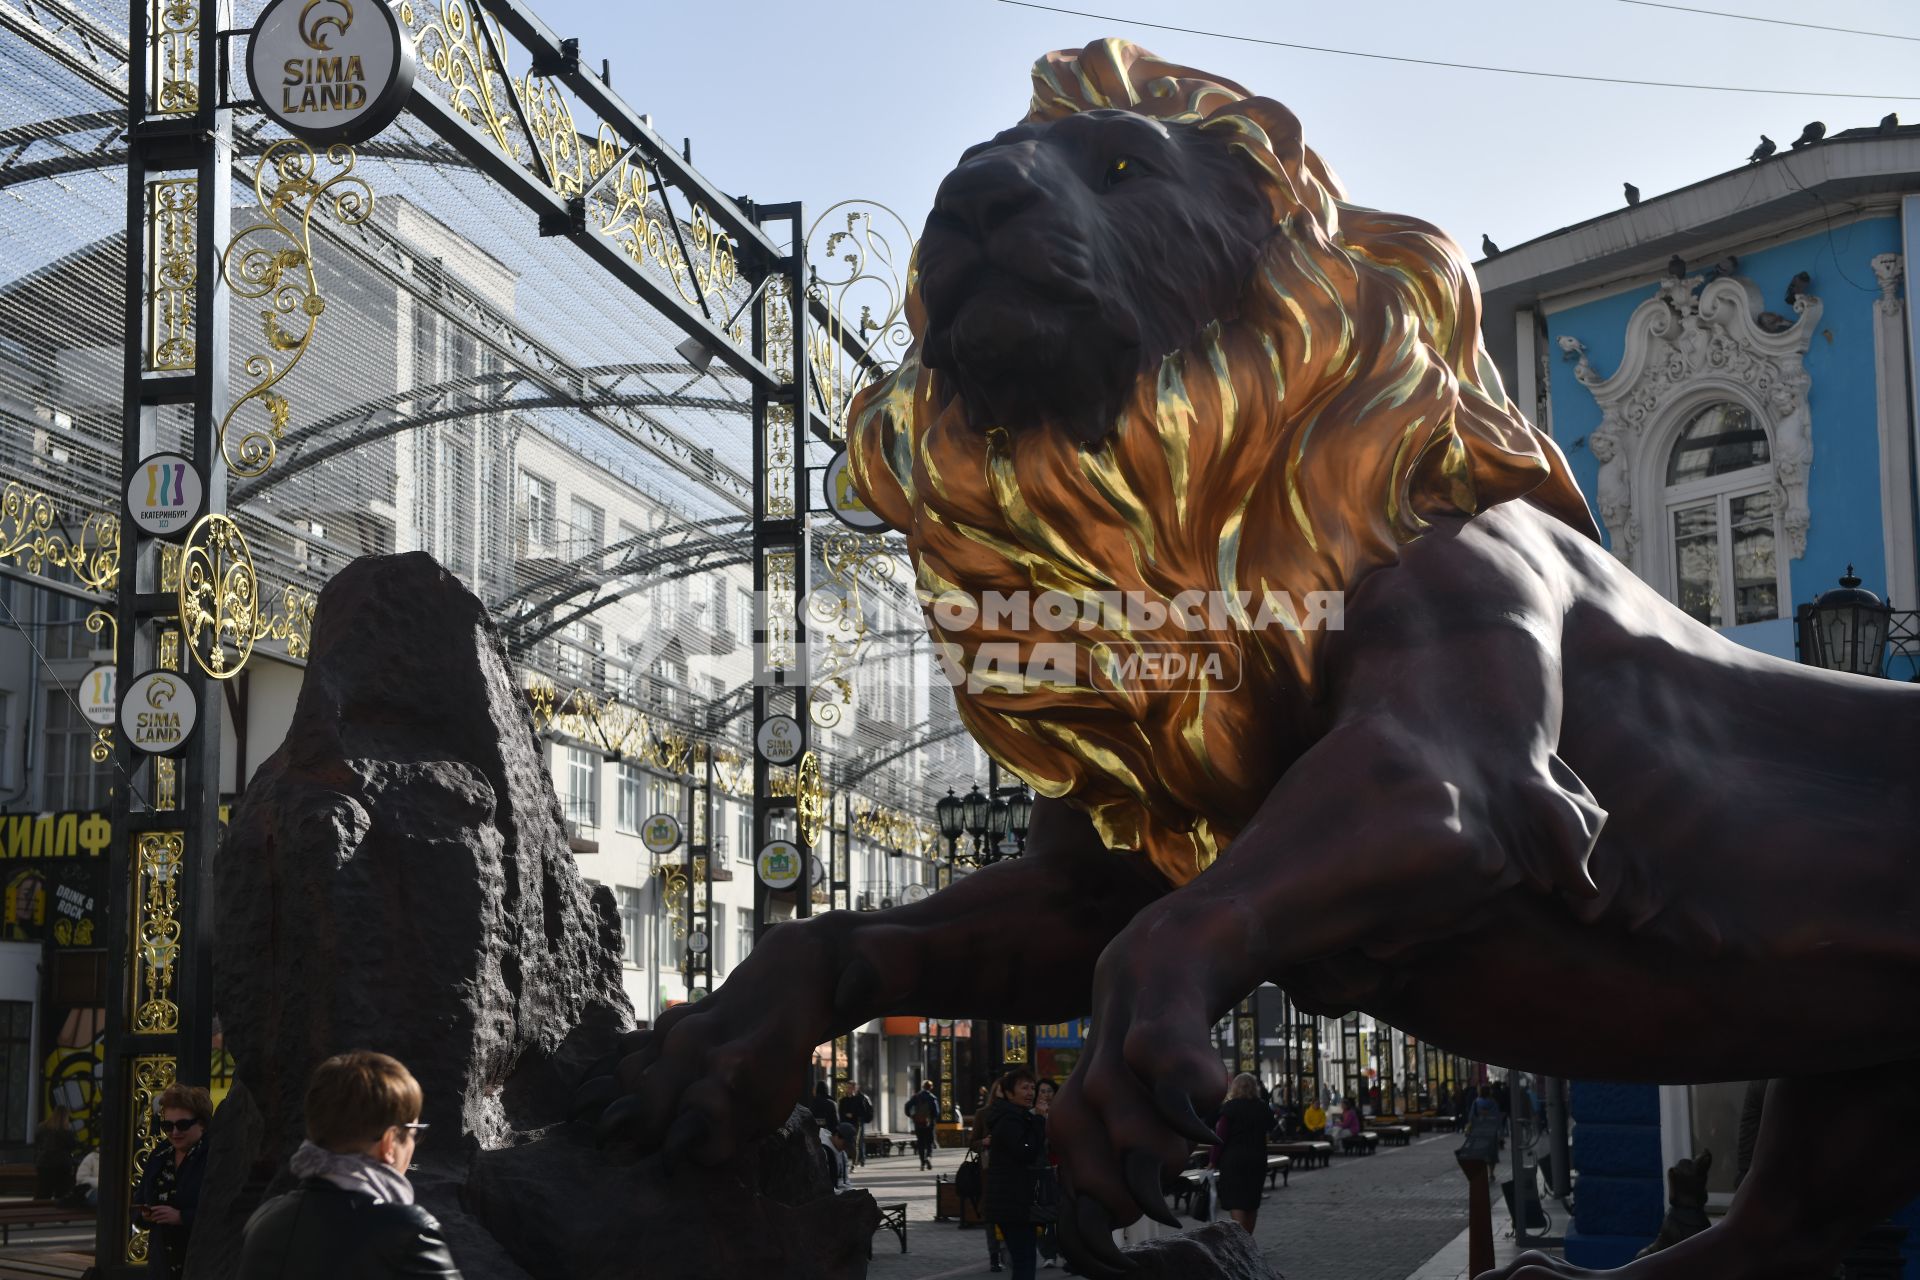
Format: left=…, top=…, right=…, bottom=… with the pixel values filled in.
left=1213, top=1073, right=1278, bottom=1234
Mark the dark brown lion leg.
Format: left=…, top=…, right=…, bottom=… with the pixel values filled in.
left=598, top=798, right=1169, bottom=1165
left=1480, top=1062, right=1920, bottom=1280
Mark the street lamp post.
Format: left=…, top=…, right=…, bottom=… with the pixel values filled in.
left=1797, top=567, right=1893, bottom=676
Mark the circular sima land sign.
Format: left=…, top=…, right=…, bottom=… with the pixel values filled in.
left=755, top=714, right=803, bottom=766
left=124, top=453, right=204, bottom=539
left=247, top=0, right=417, bottom=146
left=120, top=670, right=198, bottom=756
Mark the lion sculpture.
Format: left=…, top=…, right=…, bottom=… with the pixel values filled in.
left=600, top=40, right=1920, bottom=1279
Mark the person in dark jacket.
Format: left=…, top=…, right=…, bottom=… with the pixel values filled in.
left=837, top=1080, right=874, bottom=1167
left=983, top=1068, right=1046, bottom=1280
left=808, top=1079, right=838, bottom=1131
left=239, top=1051, right=461, bottom=1280
left=905, top=1081, right=939, bottom=1170
left=1212, top=1073, right=1278, bottom=1233
left=133, top=1083, right=212, bottom=1280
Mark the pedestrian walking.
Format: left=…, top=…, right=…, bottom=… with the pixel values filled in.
left=132, top=1083, right=212, bottom=1280
left=1212, top=1073, right=1276, bottom=1234
left=837, top=1079, right=874, bottom=1166
left=905, top=1080, right=939, bottom=1170
left=34, top=1105, right=77, bottom=1200
left=983, top=1068, right=1047, bottom=1280
left=238, top=1051, right=460, bottom=1279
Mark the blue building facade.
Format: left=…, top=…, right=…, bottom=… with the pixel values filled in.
left=1477, top=127, right=1920, bottom=1268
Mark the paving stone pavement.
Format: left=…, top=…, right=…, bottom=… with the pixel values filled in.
left=854, top=1133, right=1556, bottom=1280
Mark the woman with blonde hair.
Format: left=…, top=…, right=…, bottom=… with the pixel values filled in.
left=239, top=1051, right=461, bottom=1279
left=1211, top=1072, right=1277, bottom=1233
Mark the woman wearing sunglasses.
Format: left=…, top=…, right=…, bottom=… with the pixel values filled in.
left=239, top=1051, right=461, bottom=1279
left=130, top=1082, right=212, bottom=1280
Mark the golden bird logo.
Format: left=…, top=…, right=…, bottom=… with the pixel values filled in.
left=144, top=676, right=180, bottom=710
left=298, top=0, right=354, bottom=51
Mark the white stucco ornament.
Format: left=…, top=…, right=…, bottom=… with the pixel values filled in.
left=1557, top=272, right=1821, bottom=573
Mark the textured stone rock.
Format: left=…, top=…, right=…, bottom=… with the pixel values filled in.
left=465, top=1107, right=878, bottom=1280
left=188, top=553, right=873, bottom=1279
left=1119, top=1222, right=1283, bottom=1278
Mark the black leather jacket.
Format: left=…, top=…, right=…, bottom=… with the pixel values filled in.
left=238, top=1179, right=462, bottom=1280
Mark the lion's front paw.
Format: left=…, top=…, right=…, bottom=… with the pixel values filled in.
left=587, top=935, right=834, bottom=1168
left=1050, top=952, right=1227, bottom=1275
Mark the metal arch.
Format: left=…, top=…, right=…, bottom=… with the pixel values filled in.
left=838, top=717, right=976, bottom=787
left=232, top=364, right=751, bottom=502
left=495, top=515, right=747, bottom=613
left=499, top=531, right=754, bottom=652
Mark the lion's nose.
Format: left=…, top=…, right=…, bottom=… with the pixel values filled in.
left=932, top=146, right=1046, bottom=239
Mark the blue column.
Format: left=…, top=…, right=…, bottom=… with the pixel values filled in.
left=1565, top=1081, right=1664, bottom=1267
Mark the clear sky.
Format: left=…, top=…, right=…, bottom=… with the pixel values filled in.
left=528, top=0, right=1920, bottom=261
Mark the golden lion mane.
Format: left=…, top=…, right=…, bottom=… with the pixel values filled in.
left=848, top=39, right=1593, bottom=887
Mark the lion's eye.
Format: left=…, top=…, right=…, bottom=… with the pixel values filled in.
left=1104, top=156, right=1138, bottom=189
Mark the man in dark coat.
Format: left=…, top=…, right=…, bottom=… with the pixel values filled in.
left=983, top=1068, right=1046, bottom=1280
left=838, top=1079, right=875, bottom=1167
left=905, top=1081, right=940, bottom=1170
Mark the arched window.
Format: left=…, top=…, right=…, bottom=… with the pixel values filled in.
left=1663, top=402, right=1782, bottom=626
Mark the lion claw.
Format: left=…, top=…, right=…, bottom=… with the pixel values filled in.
left=1153, top=1081, right=1220, bottom=1147
left=1066, top=1192, right=1131, bottom=1275
left=1124, top=1150, right=1180, bottom=1228
left=594, top=1093, right=646, bottom=1146
left=659, top=1108, right=708, bottom=1174
left=569, top=1074, right=619, bottom=1121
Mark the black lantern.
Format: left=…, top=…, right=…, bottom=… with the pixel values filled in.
left=1798, top=566, right=1892, bottom=677
left=987, top=797, right=1009, bottom=839
left=935, top=789, right=965, bottom=846
left=1006, top=785, right=1035, bottom=849
left=961, top=785, right=990, bottom=839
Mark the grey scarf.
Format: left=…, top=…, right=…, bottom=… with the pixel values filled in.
left=288, top=1140, right=415, bottom=1206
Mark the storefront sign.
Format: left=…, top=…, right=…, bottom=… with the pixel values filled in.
left=823, top=449, right=887, bottom=530
left=1036, top=1018, right=1089, bottom=1049
left=120, top=671, right=197, bottom=755
left=0, top=811, right=112, bottom=860
left=124, top=453, right=203, bottom=538
left=756, top=714, right=803, bottom=765
left=246, top=0, right=416, bottom=145
left=78, top=667, right=117, bottom=726
left=640, top=813, right=682, bottom=855
left=756, top=839, right=801, bottom=889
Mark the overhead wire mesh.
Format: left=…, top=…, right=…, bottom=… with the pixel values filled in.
left=0, top=0, right=983, bottom=853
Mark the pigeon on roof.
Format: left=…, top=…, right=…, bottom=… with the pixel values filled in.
left=1667, top=255, right=1686, bottom=279
left=1749, top=135, right=1776, bottom=163
left=1791, top=122, right=1826, bottom=149
left=1785, top=271, right=1812, bottom=308
left=1881, top=112, right=1900, bottom=133
left=1625, top=183, right=1641, bottom=207
left=1481, top=234, right=1500, bottom=258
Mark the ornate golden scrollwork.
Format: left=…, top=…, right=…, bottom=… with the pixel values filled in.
left=255, top=583, right=318, bottom=659
left=710, top=747, right=752, bottom=798
left=764, top=548, right=798, bottom=675
left=524, top=680, right=695, bottom=774
left=764, top=272, right=795, bottom=382
left=147, top=178, right=198, bottom=371
left=131, top=834, right=183, bottom=1034
left=795, top=751, right=827, bottom=850
left=852, top=801, right=938, bottom=858
left=218, top=140, right=373, bottom=478
left=124, top=1053, right=177, bottom=1264
left=0, top=484, right=121, bottom=592
left=405, top=0, right=521, bottom=159
left=176, top=515, right=258, bottom=679
left=807, top=531, right=896, bottom=730
left=148, top=0, right=198, bottom=116
left=86, top=609, right=116, bottom=764
left=805, top=202, right=914, bottom=437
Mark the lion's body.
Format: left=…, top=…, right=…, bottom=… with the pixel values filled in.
left=1277, top=499, right=1920, bottom=1083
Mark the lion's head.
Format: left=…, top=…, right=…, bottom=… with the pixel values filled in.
left=848, top=39, right=1595, bottom=886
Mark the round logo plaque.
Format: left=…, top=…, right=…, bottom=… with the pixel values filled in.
left=756, top=839, right=802, bottom=890
left=640, top=813, right=683, bottom=855
left=120, top=670, right=197, bottom=755
left=756, top=714, right=803, bottom=765
left=823, top=449, right=887, bottom=530
left=246, top=0, right=417, bottom=146
left=79, top=666, right=118, bottom=727
left=124, top=453, right=204, bottom=538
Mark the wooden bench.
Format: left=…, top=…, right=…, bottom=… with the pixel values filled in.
left=1369, top=1124, right=1414, bottom=1147
left=1338, top=1131, right=1381, bottom=1155
left=0, top=1201, right=94, bottom=1245
left=1265, top=1154, right=1291, bottom=1187
left=869, top=1201, right=908, bottom=1256
left=863, top=1132, right=909, bottom=1159
left=1173, top=1168, right=1208, bottom=1214
left=1270, top=1140, right=1332, bottom=1169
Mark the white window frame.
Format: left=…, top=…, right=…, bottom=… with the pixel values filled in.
left=520, top=470, right=555, bottom=551
left=616, top=762, right=642, bottom=835
left=565, top=746, right=599, bottom=829
left=1653, top=397, right=1788, bottom=628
